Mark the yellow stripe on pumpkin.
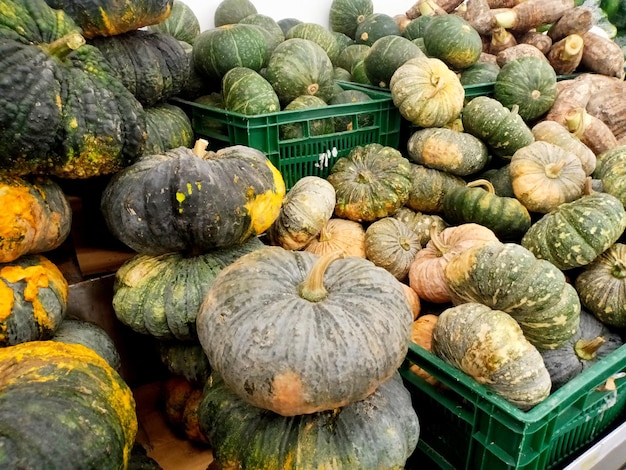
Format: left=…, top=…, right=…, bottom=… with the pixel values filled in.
left=0, top=183, right=39, bottom=262
left=244, top=160, right=286, bottom=236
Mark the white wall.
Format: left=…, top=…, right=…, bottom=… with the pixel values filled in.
left=183, top=0, right=417, bottom=32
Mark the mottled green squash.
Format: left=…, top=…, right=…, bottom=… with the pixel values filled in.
left=335, top=43, right=371, bottom=72
left=432, top=302, right=552, bottom=410
left=355, top=13, right=401, bottom=46
left=445, top=241, right=581, bottom=350
left=329, top=0, right=374, bottom=38
left=213, top=0, right=257, bottom=26
left=479, top=163, right=515, bottom=198
left=521, top=191, right=626, bottom=270
left=329, top=89, right=373, bottom=131
left=277, top=17, right=302, bottom=36
left=364, top=34, right=424, bottom=88
left=239, top=13, right=285, bottom=55
left=143, top=103, right=194, bottom=156
left=392, top=206, right=447, bottom=248
left=286, top=22, right=340, bottom=64
left=406, top=164, right=466, bottom=214
left=423, top=14, right=482, bottom=71
left=593, top=144, right=626, bottom=208
left=147, top=0, right=201, bottom=44
left=222, top=67, right=280, bottom=115
left=402, top=15, right=433, bottom=41
left=365, top=217, right=421, bottom=281
left=279, top=95, right=333, bottom=140
left=460, top=61, right=500, bottom=86
left=159, top=341, right=212, bottom=385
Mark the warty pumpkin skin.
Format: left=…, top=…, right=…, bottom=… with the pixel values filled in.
left=445, top=241, right=581, bottom=351
left=0, top=341, right=137, bottom=469
left=432, top=302, right=552, bottom=410
left=196, top=246, right=414, bottom=416
left=143, top=102, right=194, bottom=157
left=392, top=206, right=447, bottom=248
left=198, top=372, right=419, bottom=469
left=406, top=163, right=466, bottom=214
left=0, top=254, right=68, bottom=347
left=101, top=140, right=286, bottom=255
left=0, top=175, right=72, bottom=263
left=0, top=0, right=147, bottom=178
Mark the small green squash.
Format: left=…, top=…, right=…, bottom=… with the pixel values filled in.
left=147, top=0, right=201, bottom=44
left=406, top=164, right=466, bottom=214
left=445, top=241, right=581, bottom=350
left=365, top=217, right=421, bottom=281
left=239, top=13, right=285, bottom=55
left=593, top=144, right=626, bottom=208
left=279, top=95, right=334, bottom=139
left=143, top=102, right=194, bottom=156
left=521, top=191, right=626, bottom=271
left=402, top=15, right=433, bottom=41
left=222, top=67, right=280, bottom=115
left=432, top=302, right=552, bottom=410
left=159, top=341, right=212, bottom=385
left=364, top=35, right=424, bottom=88
left=213, top=0, right=257, bottom=26
left=277, top=17, right=302, bottom=36
left=422, top=14, right=482, bottom=71
left=329, top=0, right=374, bottom=38
left=392, top=207, right=448, bottom=248
left=198, top=372, right=419, bottom=469
left=460, top=61, right=500, bottom=86
left=335, top=43, right=371, bottom=72
left=355, top=12, right=401, bottom=46
left=479, top=163, right=515, bottom=198
left=329, top=89, right=374, bottom=131
left=196, top=247, right=414, bottom=416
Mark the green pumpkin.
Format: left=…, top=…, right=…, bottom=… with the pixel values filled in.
left=355, top=13, right=401, bottom=46
left=279, top=95, right=333, bottom=139
left=443, top=179, right=531, bottom=240
left=239, top=13, right=285, bottom=55
left=422, top=14, right=482, bottom=71
left=365, top=217, right=421, bottom=281
left=147, top=0, right=201, bottom=44
left=329, top=89, right=373, bottom=131
left=402, top=15, right=433, bottom=41
left=392, top=206, right=448, bottom=248
left=521, top=191, right=626, bottom=270
left=406, top=164, right=466, bottom=214
left=196, top=247, right=414, bottom=416
left=494, top=56, right=557, bottom=122
left=479, top=163, right=515, bottom=198
left=462, top=95, right=535, bottom=158
left=286, top=22, right=340, bottom=64
left=328, top=143, right=412, bottom=222
left=460, top=61, right=500, bottom=86
left=329, top=0, right=374, bottom=38
left=222, top=67, right=280, bottom=115
left=593, top=144, right=626, bottom=207
left=432, top=302, right=552, bottom=410
left=101, top=141, right=285, bottom=255
left=159, top=341, right=212, bottom=385
left=364, top=35, right=424, bottom=89
left=213, top=0, right=257, bottom=26
left=445, top=241, right=581, bottom=350
left=335, top=44, right=370, bottom=72
left=143, top=102, right=194, bottom=156
left=277, top=17, right=302, bottom=36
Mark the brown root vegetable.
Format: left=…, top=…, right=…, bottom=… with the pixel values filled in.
left=477, top=51, right=499, bottom=64
left=462, top=0, right=495, bottom=35
left=516, top=31, right=553, bottom=55
left=547, top=6, right=593, bottom=41
left=406, top=0, right=463, bottom=18
left=547, top=34, right=584, bottom=75
left=586, top=81, right=626, bottom=141
left=489, top=26, right=517, bottom=54
left=545, top=74, right=593, bottom=124
left=580, top=31, right=626, bottom=79
left=495, top=43, right=548, bottom=67
left=394, top=13, right=412, bottom=32
left=565, top=107, right=619, bottom=155
left=494, top=0, right=575, bottom=32
left=487, top=0, right=525, bottom=7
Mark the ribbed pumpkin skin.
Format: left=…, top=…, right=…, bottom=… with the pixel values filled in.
left=365, top=217, right=421, bottom=281
left=213, top=0, right=257, bottom=26
left=521, top=192, right=626, bottom=271
left=222, top=67, right=280, bottom=115
left=101, top=144, right=285, bottom=255
left=576, top=243, right=626, bottom=328
left=286, top=23, right=340, bottom=64
left=594, top=145, right=626, bottom=208
left=532, top=120, right=596, bottom=176
left=159, top=341, right=212, bottom=385
left=0, top=0, right=146, bottom=178
left=303, top=218, right=367, bottom=258
left=113, top=237, right=264, bottom=341
left=329, top=0, right=374, bottom=38
left=51, top=318, right=122, bottom=372
left=423, top=14, right=482, bottom=71
left=445, top=241, right=581, bottom=351
left=88, top=30, right=190, bottom=107
left=355, top=13, right=401, bottom=46
left=432, top=303, right=552, bottom=410
left=0, top=341, right=137, bottom=469
left=364, top=35, right=424, bottom=88
left=462, top=95, right=534, bottom=158
left=328, top=143, right=412, bottom=222
left=199, top=372, right=418, bottom=469
left=265, top=38, right=335, bottom=106
left=0, top=255, right=68, bottom=347
left=0, top=175, right=72, bottom=263
left=143, top=103, right=194, bottom=156
left=192, top=24, right=269, bottom=80
left=406, top=164, right=466, bottom=214
left=392, top=207, right=447, bottom=248
left=147, top=0, right=201, bottom=45
left=196, top=247, right=414, bottom=416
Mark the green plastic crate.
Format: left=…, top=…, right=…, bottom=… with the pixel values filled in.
left=400, top=342, right=626, bottom=470
left=170, top=82, right=401, bottom=190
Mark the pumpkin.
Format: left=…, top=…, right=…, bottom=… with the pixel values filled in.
left=0, top=175, right=72, bottom=263
left=101, top=140, right=285, bottom=255
left=329, top=0, right=374, bottom=38
left=0, top=341, right=137, bottom=468
left=0, top=0, right=146, bottom=178
left=540, top=309, right=624, bottom=391
left=445, top=241, right=581, bottom=350
left=402, top=283, right=422, bottom=321
left=478, top=163, right=515, bottom=198
left=213, top=0, right=257, bottom=26
left=335, top=43, right=371, bottom=72
left=409, top=314, right=440, bottom=386
left=462, top=95, right=534, bottom=158
left=406, top=164, right=466, bottom=214
left=266, top=176, right=336, bottom=250
left=402, top=15, right=432, bottom=41
left=192, top=23, right=269, bottom=81
left=162, top=375, right=208, bottom=445
left=365, top=217, right=421, bottom=281
left=88, top=30, right=190, bottom=108
left=51, top=318, right=122, bottom=373
left=277, top=17, right=302, bottom=36
left=494, top=56, right=557, bottom=122
left=221, top=67, right=280, bottom=115
left=265, top=38, right=335, bottom=106
left=159, top=341, right=212, bottom=385
left=460, top=61, right=500, bottom=86
left=303, top=218, right=367, bottom=258
left=285, top=22, right=340, bottom=64
left=509, top=141, right=586, bottom=213
left=279, top=95, right=334, bottom=139
left=593, top=144, right=626, bottom=208
left=44, top=0, right=173, bottom=38
left=432, top=302, right=552, bottom=410
left=328, top=143, right=412, bottom=222
left=422, top=14, right=483, bottom=71
left=328, top=90, right=374, bottom=132
left=390, top=56, right=465, bottom=128
left=532, top=120, right=596, bottom=176
left=575, top=242, right=626, bottom=328
left=406, top=127, right=489, bottom=176
left=443, top=179, right=532, bottom=240
left=521, top=190, right=626, bottom=271
left=408, top=223, right=499, bottom=304
left=363, top=35, right=424, bottom=89
left=239, top=13, right=285, bottom=55
left=0, top=254, right=68, bottom=347
left=196, top=247, right=414, bottom=416
left=147, top=0, right=201, bottom=45
left=392, top=206, right=447, bottom=248
left=198, top=371, right=419, bottom=469
left=355, top=12, right=401, bottom=46
left=143, top=102, right=194, bottom=156
left=112, top=237, right=265, bottom=341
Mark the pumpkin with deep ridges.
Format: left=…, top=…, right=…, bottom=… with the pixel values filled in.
left=147, top=0, right=201, bottom=45
left=143, top=103, right=194, bottom=156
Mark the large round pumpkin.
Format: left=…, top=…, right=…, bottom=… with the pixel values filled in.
left=0, top=254, right=68, bottom=347
left=198, top=371, right=419, bottom=469
left=196, top=247, right=414, bottom=416
left=0, top=341, right=137, bottom=468
left=101, top=140, right=286, bottom=255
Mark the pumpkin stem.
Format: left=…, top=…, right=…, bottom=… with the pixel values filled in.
left=298, top=251, right=345, bottom=302
left=545, top=160, right=566, bottom=178
left=574, top=336, right=605, bottom=361
left=192, top=139, right=209, bottom=157
left=612, top=259, right=626, bottom=279
left=428, top=223, right=448, bottom=257
left=42, top=32, right=85, bottom=60
left=467, top=179, right=495, bottom=194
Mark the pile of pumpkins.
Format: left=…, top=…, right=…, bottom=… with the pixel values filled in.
left=2, top=0, right=626, bottom=468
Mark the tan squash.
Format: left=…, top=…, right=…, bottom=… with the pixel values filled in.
left=365, top=218, right=421, bottom=281
left=402, top=283, right=422, bottom=321
left=303, top=218, right=366, bottom=258
left=410, top=314, right=440, bottom=386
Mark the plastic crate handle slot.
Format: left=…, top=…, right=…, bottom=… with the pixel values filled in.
left=596, top=372, right=626, bottom=392
left=316, top=147, right=338, bottom=169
